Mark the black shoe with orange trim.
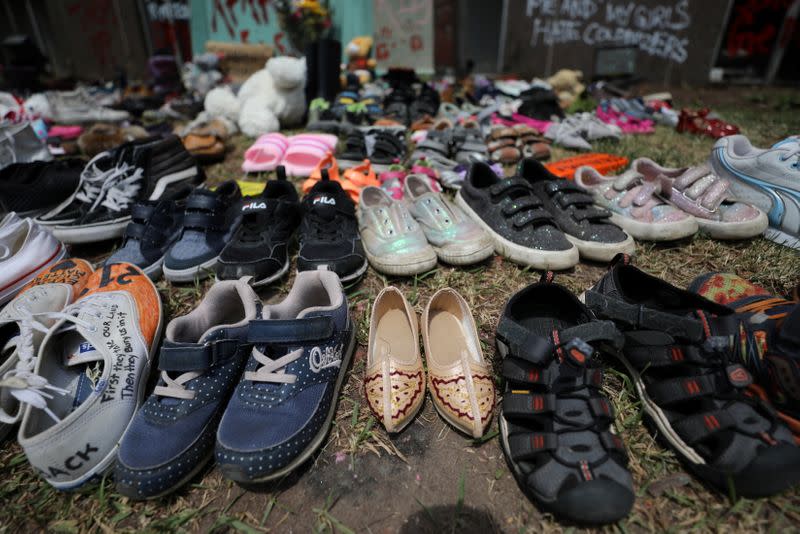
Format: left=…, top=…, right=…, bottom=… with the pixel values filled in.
left=689, top=272, right=800, bottom=433
left=496, top=273, right=634, bottom=525
left=586, top=255, right=800, bottom=498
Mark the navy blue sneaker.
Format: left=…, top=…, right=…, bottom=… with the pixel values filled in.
left=215, top=269, right=355, bottom=483
left=106, top=185, right=192, bottom=279
left=115, top=279, right=260, bottom=499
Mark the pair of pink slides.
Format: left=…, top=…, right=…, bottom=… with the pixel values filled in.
left=241, top=132, right=338, bottom=176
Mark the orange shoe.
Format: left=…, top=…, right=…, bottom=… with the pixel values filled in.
left=545, top=153, right=629, bottom=179
left=303, top=151, right=340, bottom=195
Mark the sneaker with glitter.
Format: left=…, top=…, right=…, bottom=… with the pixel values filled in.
left=116, top=278, right=259, bottom=499
left=215, top=270, right=355, bottom=482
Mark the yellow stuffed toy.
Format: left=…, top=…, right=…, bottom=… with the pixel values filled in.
left=344, top=36, right=376, bottom=85
left=547, top=69, right=586, bottom=109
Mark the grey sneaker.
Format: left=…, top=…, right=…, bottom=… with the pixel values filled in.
left=358, top=186, right=437, bottom=276
left=46, top=89, right=129, bottom=124
left=403, top=174, right=494, bottom=265
left=711, top=135, right=800, bottom=248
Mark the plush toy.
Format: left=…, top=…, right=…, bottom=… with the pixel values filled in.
left=546, top=69, right=585, bottom=109
left=344, top=36, right=376, bottom=85
left=203, top=56, right=307, bottom=137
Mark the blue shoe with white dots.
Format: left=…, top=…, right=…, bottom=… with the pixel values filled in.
left=115, top=278, right=260, bottom=499
left=215, top=269, right=355, bottom=483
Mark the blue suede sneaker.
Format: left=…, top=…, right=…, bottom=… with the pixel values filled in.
left=115, top=278, right=260, bottom=499
left=215, top=269, right=355, bottom=483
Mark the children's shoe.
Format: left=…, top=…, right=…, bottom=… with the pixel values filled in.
left=298, top=174, right=367, bottom=282
left=163, top=181, right=243, bottom=283
left=689, top=273, right=800, bottom=425
left=519, top=158, right=634, bottom=262
left=364, top=287, right=425, bottom=433
left=404, top=174, right=493, bottom=265
left=585, top=257, right=800, bottom=498
left=106, top=186, right=192, bottom=279
left=574, top=166, right=698, bottom=241
left=0, top=259, right=94, bottom=440
left=216, top=270, right=356, bottom=482
left=365, top=129, right=406, bottom=172
left=496, top=275, right=634, bottom=524
left=217, top=168, right=302, bottom=286
left=0, top=213, right=66, bottom=305
left=634, top=158, right=768, bottom=240
left=456, top=162, right=578, bottom=270
left=337, top=130, right=368, bottom=169
left=16, top=262, right=163, bottom=489
left=358, top=186, right=437, bottom=276
left=422, top=289, right=495, bottom=438
left=116, top=278, right=258, bottom=499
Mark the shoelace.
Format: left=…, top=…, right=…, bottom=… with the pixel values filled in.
left=0, top=297, right=109, bottom=423
left=244, top=347, right=303, bottom=383
left=306, top=210, right=345, bottom=242
left=74, top=152, right=117, bottom=205
left=93, top=163, right=144, bottom=213
left=154, top=370, right=202, bottom=400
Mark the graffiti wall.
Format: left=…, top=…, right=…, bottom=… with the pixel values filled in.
left=502, top=0, right=731, bottom=84
left=373, top=0, right=435, bottom=73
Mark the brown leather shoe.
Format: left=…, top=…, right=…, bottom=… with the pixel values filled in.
left=365, top=287, right=426, bottom=433
left=421, top=288, right=495, bottom=437
left=180, top=118, right=232, bottom=163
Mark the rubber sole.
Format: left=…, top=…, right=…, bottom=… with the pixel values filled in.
left=220, top=326, right=357, bottom=483
left=116, top=446, right=215, bottom=500
left=163, top=255, right=220, bottom=283
left=565, top=232, right=636, bottom=263
left=608, top=212, right=699, bottom=242
left=764, top=227, right=800, bottom=249
left=454, top=192, right=579, bottom=270
left=432, top=240, right=495, bottom=266
left=0, top=244, right=66, bottom=306
left=52, top=219, right=130, bottom=244
left=216, top=257, right=291, bottom=287
left=364, top=246, right=438, bottom=276
left=694, top=209, right=769, bottom=240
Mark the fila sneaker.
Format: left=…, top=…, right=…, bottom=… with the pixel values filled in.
left=0, top=259, right=94, bottom=441
left=116, top=278, right=259, bottom=499
left=216, top=269, right=355, bottom=482
left=15, top=263, right=163, bottom=489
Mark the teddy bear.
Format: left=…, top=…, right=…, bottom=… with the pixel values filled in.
left=203, top=56, right=306, bottom=137
left=344, top=36, right=376, bottom=86
left=546, top=69, right=585, bottom=109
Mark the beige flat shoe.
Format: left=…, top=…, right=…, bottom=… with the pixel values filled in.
left=365, top=287, right=426, bottom=433
left=421, top=288, right=495, bottom=438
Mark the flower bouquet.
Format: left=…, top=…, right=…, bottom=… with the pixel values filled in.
left=275, top=0, right=333, bottom=53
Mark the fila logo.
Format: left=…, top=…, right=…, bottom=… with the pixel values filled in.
left=39, top=443, right=99, bottom=478
left=313, top=196, right=336, bottom=205
left=242, top=201, right=267, bottom=211
left=309, top=344, right=343, bottom=373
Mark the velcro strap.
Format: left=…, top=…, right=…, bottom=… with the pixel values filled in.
left=503, top=393, right=556, bottom=418
left=158, top=339, right=241, bottom=372
left=186, top=193, right=222, bottom=211
left=501, top=197, right=542, bottom=216
left=600, top=432, right=628, bottom=460
left=648, top=374, right=718, bottom=405
left=502, top=358, right=551, bottom=385
left=489, top=178, right=532, bottom=197
left=584, top=291, right=704, bottom=342
left=583, top=368, right=604, bottom=388
left=625, top=342, right=705, bottom=367
left=556, top=192, right=595, bottom=208
left=247, top=316, right=334, bottom=344
left=545, top=181, right=585, bottom=195
left=183, top=212, right=222, bottom=230
left=588, top=397, right=615, bottom=419
left=671, top=410, right=736, bottom=444
left=572, top=206, right=612, bottom=221
left=507, top=432, right=558, bottom=460
left=557, top=321, right=625, bottom=349
left=497, top=320, right=555, bottom=365
left=512, top=209, right=554, bottom=229
left=131, top=204, right=155, bottom=221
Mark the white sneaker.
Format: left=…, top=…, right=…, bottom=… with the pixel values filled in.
left=0, top=259, right=94, bottom=440
left=46, top=89, right=129, bottom=124
left=711, top=135, right=800, bottom=249
left=0, top=213, right=66, bottom=305
left=16, top=263, right=163, bottom=489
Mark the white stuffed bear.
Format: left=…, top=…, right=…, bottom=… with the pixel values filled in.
left=204, top=56, right=306, bottom=137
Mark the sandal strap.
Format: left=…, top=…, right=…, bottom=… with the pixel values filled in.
left=671, top=409, right=737, bottom=444
left=648, top=373, right=720, bottom=404
left=503, top=392, right=557, bottom=418
left=507, top=432, right=559, bottom=461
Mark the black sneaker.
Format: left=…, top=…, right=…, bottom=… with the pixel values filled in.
left=409, top=82, right=440, bottom=123
left=496, top=273, right=634, bottom=524
left=48, top=135, right=201, bottom=244
left=297, top=171, right=367, bottom=282
left=383, top=86, right=413, bottom=125
left=105, top=185, right=192, bottom=279
left=0, top=159, right=83, bottom=217
left=366, top=129, right=406, bottom=172
left=337, top=129, right=367, bottom=169
left=455, top=161, right=578, bottom=270
left=585, top=255, right=800, bottom=498
left=217, top=167, right=302, bottom=285
left=518, top=159, right=633, bottom=263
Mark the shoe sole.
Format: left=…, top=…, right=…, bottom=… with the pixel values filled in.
left=297, top=259, right=369, bottom=284
left=694, top=210, right=769, bottom=240
left=216, top=257, right=291, bottom=287
left=149, top=167, right=200, bottom=200
left=454, top=192, right=579, bottom=270
left=608, top=212, right=699, bottom=242
left=565, top=232, right=636, bottom=263
left=764, top=227, right=800, bottom=249
left=163, top=255, right=220, bottom=283
left=225, top=326, right=357, bottom=483
left=0, top=244, right=67, bottom=306
left=48, top=271, right=165, bottom=491
left=364, top=247, right=438, bottom=276
left=432, top=240, right=495, bottom=266
left=52, top=219, right=130, bottom=244
left=117, top=446, right=215, bottom=500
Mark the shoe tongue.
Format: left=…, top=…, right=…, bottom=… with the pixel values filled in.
left=307, top=184, right=348, bottom=219
left=63, top=334, right=102, bottom=366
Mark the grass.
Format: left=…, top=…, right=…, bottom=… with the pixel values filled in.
left=1, top=87, right=799, bottom=533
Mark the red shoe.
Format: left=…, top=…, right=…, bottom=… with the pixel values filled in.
left=677, top=108, right=739, bottom=139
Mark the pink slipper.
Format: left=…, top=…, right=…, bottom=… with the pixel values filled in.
left=281, top=133, right=339, bottom=177
left=242, top=133, right=289, bottom=173
left=491, top=113, right=553, bottom=134
left=48, top=125, right=83, bottom=140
